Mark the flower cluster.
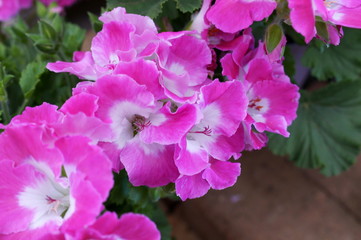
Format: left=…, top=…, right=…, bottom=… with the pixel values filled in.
left=47, top=6, right=300, bottom=201
left=0, top=2, right=302, bottom=238
left=0, top=105, right=160, bottom=239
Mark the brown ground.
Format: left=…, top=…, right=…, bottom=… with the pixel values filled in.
left=168, top=149, right=361, bottom=240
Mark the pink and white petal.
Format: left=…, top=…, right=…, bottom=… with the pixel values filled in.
left=203, top=132, right=244, bottom=161
left=202, top=159, right=241, bottom=190
left=175, top=174, right=210, bottom=201
left=248, top=80, right=299, bottom=136
left=55, top=136, right=113, bottom=199
left=175, top=138, right=210, bottom=176
left=329, top=6, right=361, bottom=29
left=199, top=80, right=248, bottom=136
left=99, top=7, right=158, bottom=35
left=0, top=161, right=41, bottom=234
left=47, top=51, right=107, bottom=80
left=159, top=35, right=211, bottom=87
left=61, top=93, right=99, bottom=117
left=58, top=113, right=114, bottom=143
left=288, top=0, right=316, bottom=43
left=140, top=103, right=198, bottom=145
left=113, top=59, right=165, bottom=100
left=0, top=125, right=63, bottom=174
left=89, top=74, right=155, bottom=122
left=60, top=174, right=105, bottom=235
left=91, top=22, right=135, bottom=67
left=120, top=136, right=179, bottom=187
left=207, top=0, right=277, bottom=33
left=240, top=122, right=268, bottom=151
left=82, top=212, right=160, bottom=240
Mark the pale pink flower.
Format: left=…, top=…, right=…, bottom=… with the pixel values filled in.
left=0, top=0, right=32, bottom=21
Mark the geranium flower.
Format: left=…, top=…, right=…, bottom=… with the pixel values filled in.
left=288, top=0, right=361, bottom=44
left=70, top=74, right=198, bottom=186
left=175, top=158, right=241, bottom=200
left=0, top=125, right=113, bottom=238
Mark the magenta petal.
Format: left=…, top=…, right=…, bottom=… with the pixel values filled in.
left=91, top=22, right=136, bottom=67
left=47, top=51, right=107, bottom=80
left=175, top=138, right=210, bottom=175
left=82, top=212, right=160, bottom=240
left=113, top=59, right=165, bottom=100
left=288, top=0, right=316, bottom=43
left=0, top=160, right=38, bottom=234
left=55, top=136, right=113, bottom=200
left=175, top=174, right=210, bottom=201
left=202, top=160, right=240, bottom=190
left=120, top=137, right=179, bottom=187
left=207, top=0, right=277, bottom=33
left=199, top=80, right=248, bottom=137
left=140, top=103, right=198, bottom=145
left=61, top=93, right=99, bottom=117
left=0, top=125, right=63, bottom=175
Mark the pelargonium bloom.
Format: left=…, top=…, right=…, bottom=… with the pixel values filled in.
left=70, top=74, right=198, bottom=187
left=156, top=32, right=212, bottom=103
left=0, top=125, right=113, bottom=238
left=175, top=79, right=247, bottom=176
left=221, top=30, right=299, bottom=141
left=288, top=0, right=361, bottom=44
left=206, top=0, right=277, bottom=33
left=47, top=7, right=160, bottom=80
left=175, top=158, right=241, bottom=200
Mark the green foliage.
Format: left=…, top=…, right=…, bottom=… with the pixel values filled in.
left=174, top=0, right=202, bottom=13
left=0, top=4, right=84, bottom=122
left=302, top=28, right=361, bottom=81
left=268, top=81, right=361, bottom=176
left=107, top=0, right=169, bottom=19
left=107, top=0, right=201, bottom=21
left=19, top=61, right=47, bottom=98
left=105, top=171, right=176, bottom=239
left=265, top=24, right=283, bottom=53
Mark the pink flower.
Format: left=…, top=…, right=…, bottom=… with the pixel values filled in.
left=0, top=125, right=113, bottom=238
left=175, top=158, right=241, bottom=200
left=70, top=74, right=199, bottom=186
left=206, top=0, right=277, bottom=33
left=76, top=212, right=160, bottom=240
left=175, top=80, right=247, bottom=176
left=156, top=33, right=212, bottom=103
left=47, top=7, right=159, bottom=80
left=288, top=0, right=360, bottom=44
left=221, top=30, right=299, bottom=139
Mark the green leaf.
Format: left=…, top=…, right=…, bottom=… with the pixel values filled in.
left=88, top=12, right=103, bottom=33
left=265, top=24, right=283, bottom=53
left=268, top=81, right=361, bottom=176
left=19, top=62, right=47, bottom=98
left=302, top=28, right=361, bottom=81
left=174, top=0, right=202, bottom=13
left=107, top=0, right=168, bottom=19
